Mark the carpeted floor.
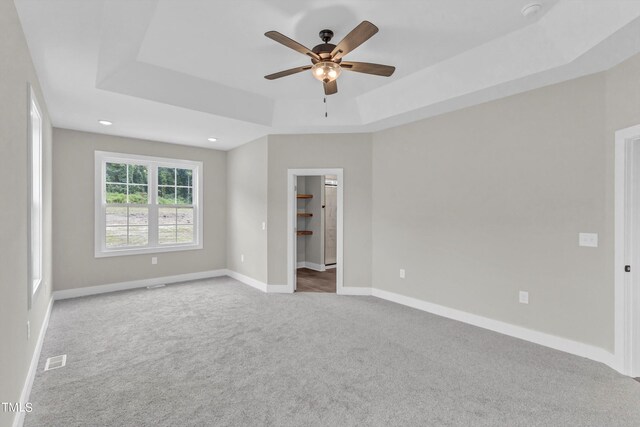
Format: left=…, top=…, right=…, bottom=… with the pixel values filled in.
left=26, top=277, right=640, bottom=426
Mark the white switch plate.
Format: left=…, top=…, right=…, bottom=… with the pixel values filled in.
left=519, top=291, right=529, bottom=304
left=241, top=254, right=244, bottom=263
left=579, top=233, right=598, bottom=248
left=261, top=222, right=266, bottom=230
left=399, top=269, right=405, bottom=279
left=151, top=256, right=158, bottom=265
left=27, top=321, right=31, bottom=340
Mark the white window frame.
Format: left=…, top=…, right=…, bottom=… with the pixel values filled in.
left=28, top=85, right=43, bottom=304
left=94, top=151, right=203, bottom=257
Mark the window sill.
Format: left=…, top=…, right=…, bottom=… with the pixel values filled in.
left=95, top=243, right=203, bottom=258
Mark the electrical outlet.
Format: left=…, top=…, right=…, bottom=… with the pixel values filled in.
left=519, top=291, right=529, bottom=304
left=27, top=321, right=31, bottom=340
left=241, top=254, right=244, bottom=263
left=399, top=269, right=405, bottom=279
left=151, top=256, right=158, bottom=265
left=579, top=233, right=598, bottom=248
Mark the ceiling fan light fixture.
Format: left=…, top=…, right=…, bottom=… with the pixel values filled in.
left=311, top=61, right=341, bottom=83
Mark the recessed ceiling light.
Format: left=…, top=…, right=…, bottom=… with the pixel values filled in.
left=207, top=137, right=218, bottom=142
left=521, top=3, right=542, bottom=18
left=98, top=120, right=113, bottom=126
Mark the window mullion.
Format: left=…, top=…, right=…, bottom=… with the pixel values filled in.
left=149, top=163, right=159, bottom=247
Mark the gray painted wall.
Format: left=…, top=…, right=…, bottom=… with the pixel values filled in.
left=267, top=133, right=372, bottom=287
left=372, top=73, right=612, bottom=350
left=227, top=136, right=268, bottom=283
left=0, top=2, right=53, bottom=426
left=52, top=129, right=227, bottom=291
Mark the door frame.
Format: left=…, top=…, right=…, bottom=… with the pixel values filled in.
left=287, top=168, right=343, bottom=294
left=614, top=124, right=640, bottom=377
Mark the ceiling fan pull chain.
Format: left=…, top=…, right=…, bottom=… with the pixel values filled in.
left=324, top=97, right=328, bottom=118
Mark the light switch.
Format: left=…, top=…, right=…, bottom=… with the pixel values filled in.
left=519, top=291, right=529, bottom=304
left=579, top=233, right=598, bottom=248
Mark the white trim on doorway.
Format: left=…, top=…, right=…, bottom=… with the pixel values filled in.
left=287, top=168, right=344, bottom=294
left=614, top=123, right=640, bottom=377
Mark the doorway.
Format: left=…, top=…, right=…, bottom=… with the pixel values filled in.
left=615, top=125, right=640, bottom=377
left=287, top=169, right=343, bottom=294
left=294, top=174, right=338, bottom=292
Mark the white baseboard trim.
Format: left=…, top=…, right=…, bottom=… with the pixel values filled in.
left=225, top=271, right=290, bottom=293
left=52, top=269, right=227, bottom=300
left=371, top=288, right=618, bottom=371
left=338, top=286, right=372, bottom=296
left=13, top=297, right=53, bottom=427
left=225, top=270, right=268, bottom=293
left=267, top=284, right=290, bottom=293
left=296, top=261, right=325, bottom=272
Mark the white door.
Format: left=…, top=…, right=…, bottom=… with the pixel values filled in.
left=324, top=185, right=337, bottom=265
left=627, top=140, right=640, bottom=376
left=293, top=177, right=298, bottom=291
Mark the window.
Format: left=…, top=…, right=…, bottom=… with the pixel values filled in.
left=29, top=87, right=43, bottom=298
left=95, top=151, right=203, bottom=257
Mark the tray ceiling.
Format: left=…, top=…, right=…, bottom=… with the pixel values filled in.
left=15, top=0, right=640, bottom=149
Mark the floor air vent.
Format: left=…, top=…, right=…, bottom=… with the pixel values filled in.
left=44, top=354, right=67, bottom=371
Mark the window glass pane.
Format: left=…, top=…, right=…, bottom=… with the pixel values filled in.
left=177, top=225, right=194, bottom=243
left=106, top=184, right=127, bottom=203
left=177, top=208, right=193, bottom=225
left=159, top=207, right=176, bottom=225
left=29, top=95, right=43, bottom=292
left=106, top=163, right=127, bottom=183
left=176, top=168, right=192, bottom=187
left=158, top=186, right=175, bottom=204
left=128, top=164, right=148, bottom=184
left=106, top=206, right=127, bottom=226
left=158, top=167, right=175, bottom=186
left=99, top=153, right=201, bottom=253
left=159, top=225, right=177, bottom=244
left=128, top=226, right=148, bottom=246
left=128, top=185, right=148, bottom=204
left=106, top=226, right=128, bottom=247
left=129, top=207, right=148, bottom=225
left=176, top=187, right=192, bottom=204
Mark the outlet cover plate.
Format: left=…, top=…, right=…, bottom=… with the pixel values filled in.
left=579, top=233, right=598, bottom=248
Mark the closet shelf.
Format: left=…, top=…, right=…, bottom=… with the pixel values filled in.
left=297, top=194, right=313, bottom=199
left=297, top=213, right=313, bottom=217
left=296, top=230, right=313, bottom=236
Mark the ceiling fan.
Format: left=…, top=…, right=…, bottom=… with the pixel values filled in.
left=264, top=21, right=395, bottom=96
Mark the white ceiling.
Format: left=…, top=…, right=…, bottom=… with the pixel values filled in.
left=14, top=0, right=640, bottom=150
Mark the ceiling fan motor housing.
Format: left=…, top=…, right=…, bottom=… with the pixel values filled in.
left=312, top=43, right=337, bottom=62
left=311, top=29, right=337, bottom=62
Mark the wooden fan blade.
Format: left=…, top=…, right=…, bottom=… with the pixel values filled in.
left=330, top=21, right=378, bottom=61
left=264, top=65, right=312, bottom=80
left=341, top=61, right=395, bottom=77
left=265, top=31, right=321, bottom=61
left=324, top=80, right=338, bottom=95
